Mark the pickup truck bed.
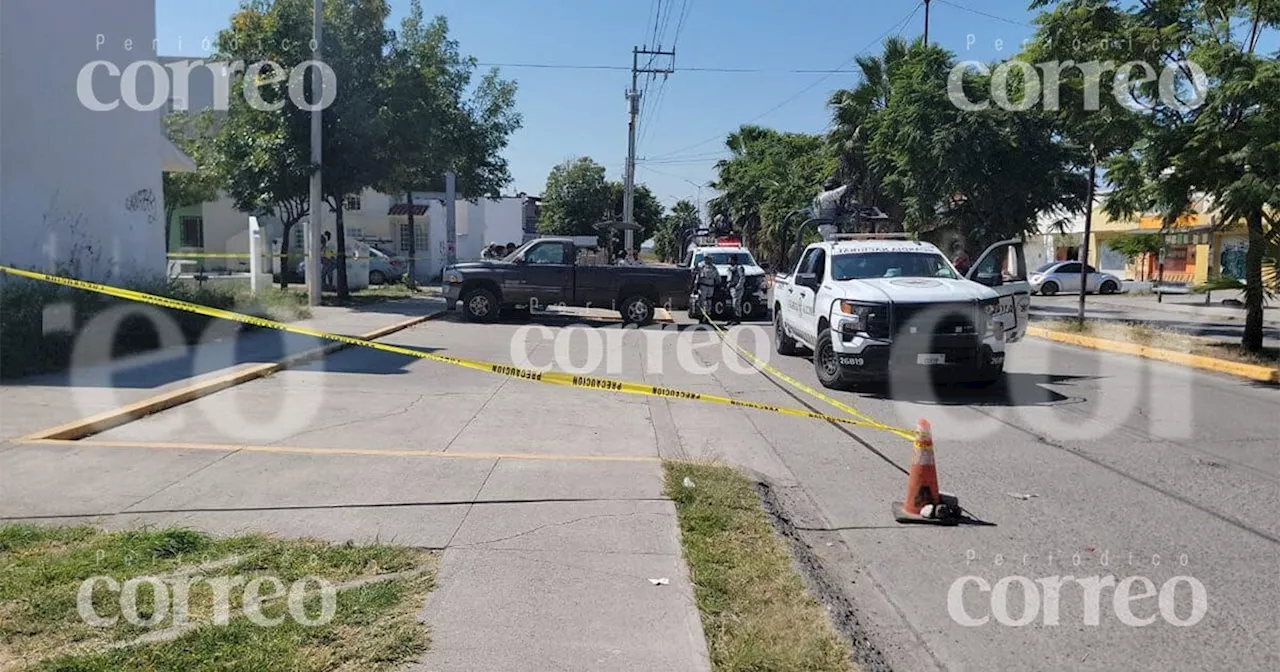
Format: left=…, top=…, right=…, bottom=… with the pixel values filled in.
left=442, top=238, right=691, bottom=325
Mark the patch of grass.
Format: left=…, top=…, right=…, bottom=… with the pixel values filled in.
left=663, top=462, right=855, bottom=672
left=0, top=277, right=311, bottom=380
left=0, top=524, right=434, bottom=671
left=322, top=283, right=420, bottom=307
left=1036, top=319, right=1280, bottom=367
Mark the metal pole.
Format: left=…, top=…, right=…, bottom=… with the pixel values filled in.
left=1077, top=148, right=1097, bottom=324
left=623, top=48, right=639, bottom=254
left=923, top=0, right=931, bottom=45
left=445, top=171, right=457, bottom=266
left=306, top=0, right=323, bottom=306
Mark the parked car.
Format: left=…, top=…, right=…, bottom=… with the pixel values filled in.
left=441, top=238, right=691, bottom=325
left=367, top=246, right=406, bottom=285
left=297, top=242, right=404, bottom=285
left=1030, top=261, right=1122, bottom=296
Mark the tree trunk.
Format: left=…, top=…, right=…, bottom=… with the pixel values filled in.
left=406, top=191, right=416, bottom=287
left=335, top=205, right=349, bottom=301
left=279, top=221, right=293, bottom=290
left=1242, top=208, right=1265, bottom=352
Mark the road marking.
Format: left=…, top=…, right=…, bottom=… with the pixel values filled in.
left=21, top=438, right=662, bottom=463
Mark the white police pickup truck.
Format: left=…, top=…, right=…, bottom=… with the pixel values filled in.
left=772, top=235, right=1031, bottom=388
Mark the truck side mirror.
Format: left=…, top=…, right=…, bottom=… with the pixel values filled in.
left=796, top=272, right=819, bottom=289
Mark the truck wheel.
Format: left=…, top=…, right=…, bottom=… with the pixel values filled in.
left=774, top=311, right=800, bottom=356
left=814, top=327, right=855, bottom=390
left=461, top=287, right=499, bottom=323
left=620, top=295, right=655, bottom=326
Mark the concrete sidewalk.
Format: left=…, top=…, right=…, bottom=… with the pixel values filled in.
left=0, top=297, right=444, bottom=442
left=0, top=316, right=713, bottom=671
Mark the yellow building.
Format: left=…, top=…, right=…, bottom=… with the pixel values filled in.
left=1087, top=198, right=1250, bottom=286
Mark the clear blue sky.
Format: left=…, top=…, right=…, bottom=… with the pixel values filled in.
left=154, top=1, right=1047, bottom=211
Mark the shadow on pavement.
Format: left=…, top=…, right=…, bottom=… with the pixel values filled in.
left=8, top=310, right=443, bottom=390
left=851, top=372, right=1096, bottom=407
left=294, top=343, right=442, bottom=376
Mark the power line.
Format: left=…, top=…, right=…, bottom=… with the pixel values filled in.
left=473, top=61, right=885, bottom=74
left=642, top=1, right=925, bottom=163
left=936, top=0, right=1033, bottom=28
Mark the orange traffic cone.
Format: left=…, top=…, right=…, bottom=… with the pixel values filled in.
left=893, top=419, right=960, bottom=525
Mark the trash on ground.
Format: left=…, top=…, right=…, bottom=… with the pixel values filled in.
left=649, top=577, right=670, bottom=586
left=1006, top=492, right=1039, bottom=500
left=682, top=477, right=695, bottom=489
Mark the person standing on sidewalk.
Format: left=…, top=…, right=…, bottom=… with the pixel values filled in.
left=727, top=254, right=746, bottom=326
left=320, top=231, right=336, bottom=290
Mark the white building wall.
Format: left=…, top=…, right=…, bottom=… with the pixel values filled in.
left=1, top=0, right=167, bottom=281
left=188, top=186, right=526, bottom=280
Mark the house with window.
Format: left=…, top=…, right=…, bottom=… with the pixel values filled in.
left=157, top=52, right=530, bottom=280
left=178, top=185, right=529, bottom=281
left=1, top=0, right=194, bottom=281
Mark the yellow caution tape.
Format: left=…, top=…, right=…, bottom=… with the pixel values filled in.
left=699, top=307, right=917, bottom=441
left=0, top=266, right=911, bottom=438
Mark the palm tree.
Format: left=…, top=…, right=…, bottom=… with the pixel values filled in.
left=826, top=37, right=909, bottom=209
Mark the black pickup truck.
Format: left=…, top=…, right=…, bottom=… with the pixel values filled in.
left=441, top=238, right=692, bottom=325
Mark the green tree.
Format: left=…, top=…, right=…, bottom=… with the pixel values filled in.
left=537, top=157, right=612, bottom=237
left=212, top=0, right=316, bottom=288
left=376, top=3, right=521, bottom=283
left=655, top=200, right=700, bottom=263
left=709, top=125, right=836, bottom=267
left=162, top=112, right=222, bottom=253
left=868, top=41, right=1088, bottom=254
left=826, top=36, right=908, bottom=213
left=318, top=0, right=395, bottom=300
left=1092, top=0, right=1280, bottom=352
left=606, top=182, right=663, bottom=253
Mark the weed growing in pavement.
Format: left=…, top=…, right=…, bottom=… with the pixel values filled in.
left=663, top=462, right=855, bottom=672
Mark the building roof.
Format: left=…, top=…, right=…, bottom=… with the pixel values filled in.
left=388, top=204, right=428, bottom=216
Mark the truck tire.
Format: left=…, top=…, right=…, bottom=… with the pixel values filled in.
left=774, top=310, right=800, bottom=356
left=620, top=295, right=655, bottom=326
left=461, top=287, right=499, bottom=323
left=814, top=326, right=856, bottom=390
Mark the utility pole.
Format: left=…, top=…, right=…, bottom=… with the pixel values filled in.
left=923, top=0, right=932, bottom=45
left=1077, top=144, right=1098, bottom=324
left=306, top=0, right=323, bottom=306
left=624, top=46, right=675, bottom=254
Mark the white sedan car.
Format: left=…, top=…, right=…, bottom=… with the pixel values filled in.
left=1030, top=261, right=1123, bottom=296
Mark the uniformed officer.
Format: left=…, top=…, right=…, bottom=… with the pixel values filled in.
left=696, top=255, right=719, bottom=321
left=727, top=254, right=746, bottom=326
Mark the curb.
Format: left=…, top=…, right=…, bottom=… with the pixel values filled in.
left=21, top=311, right=445, bottom=442
left=1026, top=326, right=1279, bottom=383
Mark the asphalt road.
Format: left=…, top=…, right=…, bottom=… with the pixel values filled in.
left=653, top=312, right=1279, bottom=671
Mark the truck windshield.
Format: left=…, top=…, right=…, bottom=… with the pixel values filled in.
left=831, top=252, right=959, bottom=280
left=694, top=252, right=757, bottom=266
